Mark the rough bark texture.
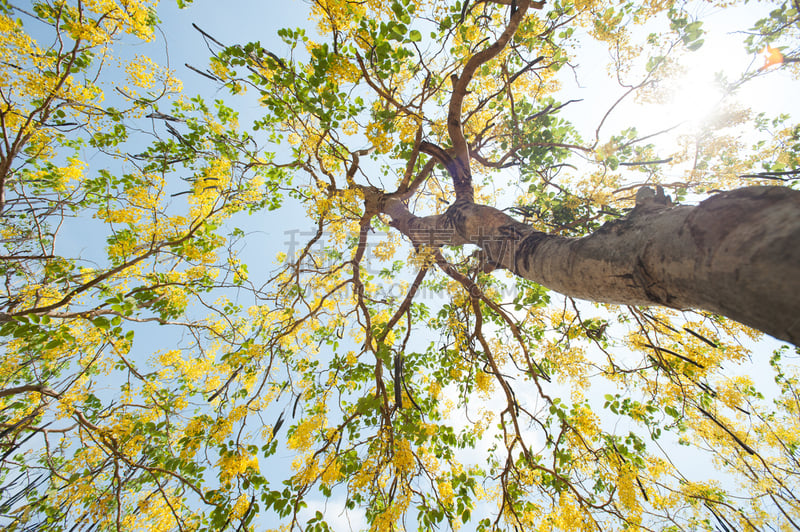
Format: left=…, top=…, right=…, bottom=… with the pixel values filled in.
left=383, top=186, right=800, bottom=345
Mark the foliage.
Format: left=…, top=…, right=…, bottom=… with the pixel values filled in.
left=0, top=0, right=798, bottom=531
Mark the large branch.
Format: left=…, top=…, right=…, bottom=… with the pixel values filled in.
left=446, top=0, right=533, bottom=202
left=383, top=186, right=800, bottom=345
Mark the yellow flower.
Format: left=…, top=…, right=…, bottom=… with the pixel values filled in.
left=217, top=449, right=259, bottom=484
left=231, top=494, right=251, bottom=519
left=321, top=456, right=342, bottom=485
left=475, top=370, right=494, bottom=395
left=393, top=438, right=415, bottom=475
left=125, top=55, right=159, bottom=89
left=287, top=414, right=324, bottom=451
left=438, top=478, right=454, bottom=506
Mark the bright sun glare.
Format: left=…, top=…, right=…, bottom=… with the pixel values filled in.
left=668, top=66, right=726, bottom=128
left=652, top=33, right=751, bottom=132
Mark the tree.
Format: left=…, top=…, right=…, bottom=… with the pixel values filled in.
left=0, top=0, right=283, bottom=528
left=1, top=0, right=799, bottom=530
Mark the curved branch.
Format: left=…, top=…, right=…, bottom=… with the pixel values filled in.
left=447, top=0, right=533, bottom=202
left=418, top=141, right=459, bottom=179
left=0, top=385, right=59, bottom=399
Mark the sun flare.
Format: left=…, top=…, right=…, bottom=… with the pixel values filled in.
left=651, top=33, right=751, bottom=132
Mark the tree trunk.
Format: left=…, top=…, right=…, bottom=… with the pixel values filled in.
left=382, top=186, right=800, bottom=345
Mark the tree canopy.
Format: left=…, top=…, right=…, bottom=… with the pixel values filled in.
left=1, top=0, right=799, bottom=530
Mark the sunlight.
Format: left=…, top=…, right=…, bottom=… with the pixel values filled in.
left=664, top=60, right=727, bottom=129
left=648, top=33, right=751, bottom=132
left=566, top=10, right=768, bottom=144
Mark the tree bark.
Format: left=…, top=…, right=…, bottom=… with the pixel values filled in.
left=382, top=186, right=800, bottom=345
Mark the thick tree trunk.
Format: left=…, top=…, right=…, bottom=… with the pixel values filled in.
left=382, top=186, right=800, bottom=345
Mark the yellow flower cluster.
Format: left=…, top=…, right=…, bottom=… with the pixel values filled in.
left=474, top=370, right=494, bottom=396
left=230, top=494, right=251, bottom=519
left=366, top=121, right=393, bottom=153
left=57, top=375, right=91, bottom=419
left=125, top=55, right=160, bottom=90
left=543, top=493, right=593, bottom=531
left=311, top=0, right=392, bottom=34
left=393, top=438, right=415, bottom=475
left=320, top=455, right=342, bottom=486
left=372, top=237, right=397, bottom=261
left=287, top=414, right=325, bottom=451
left=570, top=402, right=600, bottom=439
left=396, top=115, right=421, bottom=144
left=328, top=54, right=361, bottom=84
left=217, top=449, right=260, bottom=484
left=83, top=0, right=159, bottom=42
left=291, top=455, right=321, bottom=486
left=370, top=490, right=411, bottom=532
left=616, top=464, right=639, bottom=512
left=121, top=490, right=185, bottom=530
left=342, top=119, right=360, bottom=136
left=156, top=348, right=222, bottom=397
left=437, top=478, right=454, bottom=507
